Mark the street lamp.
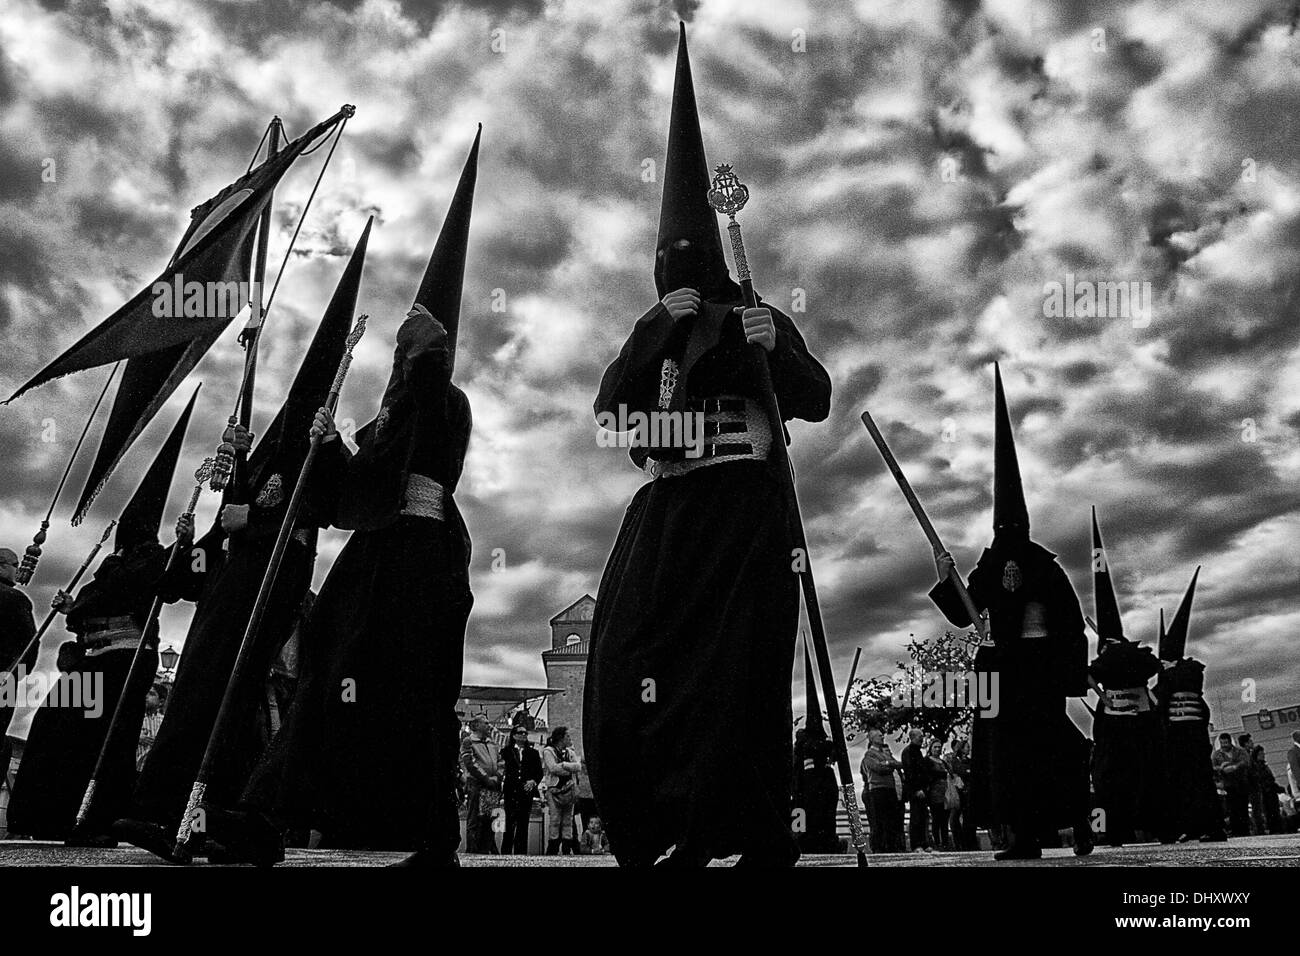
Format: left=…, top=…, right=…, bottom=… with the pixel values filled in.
left=157, top=645, right=179, bottom=682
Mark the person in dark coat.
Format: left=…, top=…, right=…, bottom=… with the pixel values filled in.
left=900, top=728, right=930, bottom=850
left=202, top=131, right=481, bottom=867
left=501, top=724, right=542, bottom=854
left=794, top=646, right=840, bottom=855
left=7, top=389, right=198, bottom=843
left=0, top=547, right=37, bottom=791
left=113, top=222, right=372, bottom=862
left=1154, top=573, right=1226, bottom=842
left=1086, top=508, right=1165, bottom=847
left=931, top=365, right=1092, bottom=860
left=583, top=27, right=831, bottom=868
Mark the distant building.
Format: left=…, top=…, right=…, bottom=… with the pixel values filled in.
left=541, top=594, right=595, bottom=752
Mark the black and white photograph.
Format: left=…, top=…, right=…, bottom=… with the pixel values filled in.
left=0, top=0, right=1295, bottom=939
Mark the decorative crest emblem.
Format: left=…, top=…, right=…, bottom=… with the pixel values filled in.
left=255, top=473, right=284, bottom=508
left=707, top=163, right=750, bottom=221
left=1001, top=560, right=1022, bottom=592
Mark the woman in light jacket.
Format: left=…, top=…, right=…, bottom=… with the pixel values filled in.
left=542, top=726, right=583, bottom=855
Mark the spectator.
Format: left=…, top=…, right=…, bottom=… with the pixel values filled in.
left=1211, top=732, right=1251, bottom=837
left=501, top=724, right=542, bottom=854
left=925, top=740, right=950, bottom=850
left=1287, top=732, right=1300, bottom=804
left=460, top=717, right=502, bottom=854
left=542, top=726, right=583, bottom=855
left=944, top=738, right=974, bottom=850
left=901, top=728, right=930, bottom=851
left=136, top=683, right=168, bottom=771
left=1238, top=733, right=1265, bottom=835
left=860, top=729, right=904, bottom=853
left=580, top=815, right=611, bottom=855
left=1249, top=744, right=1282, bottom=835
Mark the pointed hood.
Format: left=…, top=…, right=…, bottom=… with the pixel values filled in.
left=115, top=384, right=200, bottom=552
left=413, top=126, right=479, bottom=377
left=992, top=363, right=1029, bottom=535
left=1160, top=567, right=1200, bottom=662
left=1091, top=506, right=1126, bottom=648
left=1158, top=608, right=1166, bottom=647
left=654, top=23, right=734, bottom=301
left=248, top=217, right=373, bottom=488
left=803, top=635, right=824, bottom=736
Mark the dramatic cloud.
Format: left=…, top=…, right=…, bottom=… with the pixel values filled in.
left=1, top=0, right=1297, bottom=762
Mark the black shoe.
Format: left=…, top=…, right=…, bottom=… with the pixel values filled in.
left=1074, top=840, right=1093, bottom=856
left=199, top=805, right=284, bottom=867
left=654, top=845, right=712, bottom=867
left=112, top=818, right=179, bottom=863
left=1199, top=831, right=1228, bottom=843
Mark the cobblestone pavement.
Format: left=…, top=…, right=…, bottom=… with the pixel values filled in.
left=1, top=833, right=1296, bottom=866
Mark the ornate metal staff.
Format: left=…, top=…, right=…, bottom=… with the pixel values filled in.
left=174, top=315, right=367, bottom=862
left=73, top=458, right=214, bottom=834
left=708, top=164, right=869, bottom=866
left=4, top=521, right=117, bottom=679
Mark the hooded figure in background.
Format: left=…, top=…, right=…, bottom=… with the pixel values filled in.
left=794, top=642, right=840, bottom=855
left=584, top=25, right=831, bottom=868
left=1086, top=507, right=1165, bottom=847
left=7, top=388, right=198, bottom=844
left=114, top=221, right=371, bottom=861
left=1154, top=570, right=1226, bottom=842
left=930, top=365, right=1092, bottom=860
left=203, top=129, right=480, bottom=867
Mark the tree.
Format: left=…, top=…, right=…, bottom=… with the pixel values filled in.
left=843, top=629, right=978, bottom=746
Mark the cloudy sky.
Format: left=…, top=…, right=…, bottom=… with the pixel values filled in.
left=1, top=0, right=1297, bottom=750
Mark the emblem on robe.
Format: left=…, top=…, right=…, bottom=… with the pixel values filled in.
left=376, top=405, right=391, bottom=435
left=658, top=358, right=679, bottom=410
left=1001, top=560, right=1022, bottom=592
left=255, top=473, right=284, bottom=508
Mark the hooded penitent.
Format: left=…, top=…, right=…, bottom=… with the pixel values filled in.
left=245, top=216, right=373, bottom=500
left=114, top=384, right=201, bottom=553
left=1159, top=567, right=1200, bottom=663
left=411, top=126, right=479, bottom=377
left=1091, top=506, right=1127, bottom=651
left=654, top=23, right=736, bottom=302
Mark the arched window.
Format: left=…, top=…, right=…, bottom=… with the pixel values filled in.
left=565, top=633, right=582, bottom=646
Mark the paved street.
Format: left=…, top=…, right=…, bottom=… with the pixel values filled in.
left=1, top=833, right=1296, bottom=867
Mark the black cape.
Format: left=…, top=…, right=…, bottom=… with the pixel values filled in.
left=584, top=295, right=831, bottom=865
left=7, top=544, right=169, bottom=837
left=1089, top=640, right=1164, bottom=843
left=930, top=539, right=1090, bottom=835
left=1155, top=659, right=1222, bottom=839
left=239, top=343, right=474, bottom=852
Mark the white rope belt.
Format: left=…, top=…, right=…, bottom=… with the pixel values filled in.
left=1104, top=687, right=1151, bottom=716
left=648, top=396, right=772, bottom=480
left=401, top=473, right=446, bottom=520
left=1168, top=692, right=1205, bottom=722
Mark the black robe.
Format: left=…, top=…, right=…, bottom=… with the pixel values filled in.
left=239, top=343, right=473, bottom=852
left=1155, top=658, right=1222, bottom=839
left=0, top=578, right=37, bottom=779
left=128, top=450, right=343, bottom=828
left=7, top=544, right=169, bottom=838
left=930, top=540, right=1090, bottom=839
left=584, top=296, right=831, bottom=865
left=794, top=732, right=840, bottom=854
left=1088, top=641, right=1164, bottom=843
